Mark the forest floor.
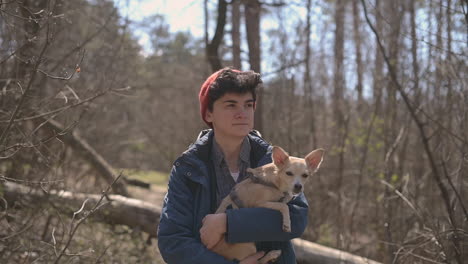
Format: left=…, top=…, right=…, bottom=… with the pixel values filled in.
left=128, top=184, right=167, bottom=206
left=127, top=184, right=168, bottom=263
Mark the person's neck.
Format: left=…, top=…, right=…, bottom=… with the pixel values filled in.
left=213, top=133, right=245, bottom=173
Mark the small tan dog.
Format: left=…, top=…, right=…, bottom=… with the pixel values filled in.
left=212, top=146, right=324, bottom=263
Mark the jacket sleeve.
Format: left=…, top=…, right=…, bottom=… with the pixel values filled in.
left=225, top=192, right=308, bottom=243
left=157, top=164, right=236, bottom=264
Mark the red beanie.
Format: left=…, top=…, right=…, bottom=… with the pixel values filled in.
left=199, top=69, right=223, bottom=127
left=199, top=68, right=246, bottom=127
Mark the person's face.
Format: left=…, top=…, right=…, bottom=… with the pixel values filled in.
left=205, top=92, right=255, bottom=139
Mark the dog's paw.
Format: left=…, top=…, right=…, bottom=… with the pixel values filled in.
left=282, top=224, right=291, bottom=233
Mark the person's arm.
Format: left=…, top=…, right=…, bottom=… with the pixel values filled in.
left=157, top=164, right=236, bottom=264
left=225, top=192, right=309, bottom=243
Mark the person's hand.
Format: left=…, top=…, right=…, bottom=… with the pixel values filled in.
left=239, top=251, right=265, bottom=264
left=200, top=213, right=227, bottom=249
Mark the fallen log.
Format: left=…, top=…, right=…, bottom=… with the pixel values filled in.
left=124, top=177, right=151, bottom=189
left=2, top=182, right=381, bottom=264
left=3, top=181, right=157, bottom=236
left=44, top=119, right=129, bottom=196
left=293, top=239, right=381, bottom=264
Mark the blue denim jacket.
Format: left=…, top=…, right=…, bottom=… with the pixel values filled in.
left=157, top=130, right=309, bottom=263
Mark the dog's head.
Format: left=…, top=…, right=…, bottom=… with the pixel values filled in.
left=269, top=146, right=324, bottom=195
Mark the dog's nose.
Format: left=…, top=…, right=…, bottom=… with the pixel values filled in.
left=294, top=183, right=302, bottom=192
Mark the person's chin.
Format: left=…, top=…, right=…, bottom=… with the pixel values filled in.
left=232, top=124, right=252, bottom=136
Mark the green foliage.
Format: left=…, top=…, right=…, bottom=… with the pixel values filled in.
left=22, top=164, right=31, bottom=174
left=377, top=172, right=385, bottom=180
left=329, top=145, right=346, bottom=156
left=131, top=142, right=146, bottom=152
left=317, top=223, right=334, bottom=247
left=391, top=173, right=399, bottom=184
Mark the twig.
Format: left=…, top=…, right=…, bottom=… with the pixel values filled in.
left=262, top=59, right=306, bottom=77
left=49, top=9, right=117, bottom=73
left=0, top=223, right=33, bottom=241
left=441, top=158, right=468, bottom=221
left=37, top=50, right=85, bottom=81
left=94, top=244, right=111, bottom=264
left=52, top=227, right=58, bottom=256
left=53, top=173, right=123, bottom=263
left=380, top=180, right=423, bottom=220
left=361, top=0, right=463, bottom=262
left=0, top=88, right=110, bottom=123
left=0, top=42, right=29, bottom=65
left=0, top=0, right=52, bottom=148
left=0, top=118, right=77, bottom=160
left=0, top=175, right=63, bottom=185
left=0, top=196, right=7, bottom=221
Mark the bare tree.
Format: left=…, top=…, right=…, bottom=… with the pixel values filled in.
left=332, top=0, right=348, bottom=250
left=244, top=0, right=263, bottom=132
left=352, top=0, right=364, bottom=110
left=304, top=0, right=317, bottom=150
left=231, top=0, right=242, bottom=69
left=205, top=0, right=227, bottom=71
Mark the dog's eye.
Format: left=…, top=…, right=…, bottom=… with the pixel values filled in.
left=302, top=174, right=309, bottom=178
left=286, top=171, right=293, bottom=176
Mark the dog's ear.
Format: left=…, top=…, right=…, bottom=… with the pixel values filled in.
left=272, top=146, right=289, bottom=169
left=305, top=149, right=324, bottom=172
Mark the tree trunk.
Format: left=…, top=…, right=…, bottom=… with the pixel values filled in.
left=231, top=0, right=242, bottom=69
left=382, top=0, right=403, bottom=261
left=17, top=0, right=47, bottom=80
left=333, top=0, right=347, bottom=250
left=352, top=0, right=364, bottom=111
left=410, top=0, right=421, bottom=104
left=445, top=0, right=453, bottom=132
left=244, top=0, right=263, bottom=133
left=372, top=0, right=384, bottom=110
left=205, top=0, right=227, bottom=72
left=333, top=0, right=345, bottom=123
left=304, top=0, right=317, bottom=150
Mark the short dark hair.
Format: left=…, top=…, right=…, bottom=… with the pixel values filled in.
left=207, top=68, right=262, bottom=112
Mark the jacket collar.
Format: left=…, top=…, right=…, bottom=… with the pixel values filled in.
left=180, top=129, right=272, bottom=182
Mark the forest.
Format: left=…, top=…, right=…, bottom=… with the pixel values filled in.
left=0, top=0, right=467, bottom=263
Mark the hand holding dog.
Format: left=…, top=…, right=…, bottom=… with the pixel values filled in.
left=239, top=251, right=266, bottom=264
left=200, top=213, right=227, bottom=249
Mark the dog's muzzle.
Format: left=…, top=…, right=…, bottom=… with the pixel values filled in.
left=293, top=183, right=302, bottom=194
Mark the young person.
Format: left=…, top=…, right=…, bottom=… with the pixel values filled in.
left=157, top=68, right=309, bottom=264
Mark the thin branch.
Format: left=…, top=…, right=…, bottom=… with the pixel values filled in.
left=259, top=1, right=286, bottom=7
left=0, top=117, right=77, bottom=160
left=0, top=223, right=33, bottom=241
left=262, top=59, right=306, bottom=77
left=0, top=88, right=110, bottom=123
left=380, top=180, right=423, bottom=220
left=441, top=158, right=468, bottom=220
left=0, top=0, right=53, bottom=148
left=0, top=41, right=30, bottom=65
left=53, top=173, right=123, bottom=263
left=0, top=175, right=63, bottom=185
left=50, top=9, right=117, bottom=73
left=37, top=50, right=84, bottom=81
left=361, top=0, right=463, bottom=262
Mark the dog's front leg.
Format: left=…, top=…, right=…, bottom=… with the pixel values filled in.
left=259, top=202, right=291, bottom=232
left=216, top=196, right=233, bottom=214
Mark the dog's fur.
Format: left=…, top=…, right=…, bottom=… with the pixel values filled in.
left=212, top=146, right=324, bottom=263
